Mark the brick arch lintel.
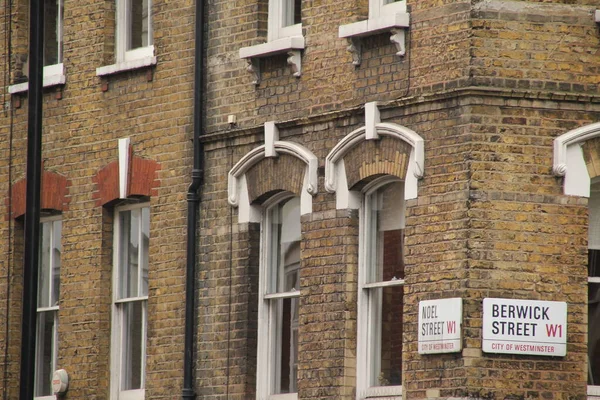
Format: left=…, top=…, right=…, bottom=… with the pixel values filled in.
left=92, top=156, right=161, bottom=207
left=8, top=170, right=71, bottom=220
left=325, top=108, right=424, bottom=209
left=228, top=123, right=318, bottom=224
left=553, top=122, right=600, bottom=197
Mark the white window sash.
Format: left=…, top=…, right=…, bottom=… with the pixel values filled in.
left=268, top=0, right=302, bottom=42
left=264, top=290, right=300, bottom=300
left=111, top=204, right=150, bottom=399
left=357, top=181, right=405, bottom=399
left=258, top=197, right=301, bottom=399
left=370, top=0, right=406, bottom=19
left=116, top=0, right=153, bottom=63
left=363, top=279, right=405, bottom=289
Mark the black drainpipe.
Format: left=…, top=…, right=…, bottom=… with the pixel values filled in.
left=183, top=0, right=205, bottom=398
left=19, top=0, right=44, bottom=399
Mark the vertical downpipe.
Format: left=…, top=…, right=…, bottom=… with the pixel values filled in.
left=183, top=0, right=205, bottom=398
left=19, top=0, right=44, bottom=399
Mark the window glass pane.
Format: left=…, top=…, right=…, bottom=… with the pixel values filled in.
left=590, top=282, right=600, bottom=385
left=269, top=198, right=301, bottom=293
left=282, top=0, right=301, bottom=27
left=52, top=220, right=62, bottom=306
left=120, top=210, right=141, bottom=299
left=371, top=285, right=403, bottom=386
left=274, top=297, right=299, bottom=394
left=43, top=0, right=62, bottom=66
left=35, top=310, right=56, bottom=396
left=141, top=207, right=150, bottom=296
left=38, top=222, right=52, bottom=308
left=368, top=182, right=405, bottom=284
left=121, top=301, right=145, bottom=390
left=128, top=0, right=151, bottom=50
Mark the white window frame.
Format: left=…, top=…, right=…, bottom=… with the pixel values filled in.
left=34, top=216, right=62, bottom=400
left=8, top=0, right=65, bottom=94
left=268, top=0, right=302, bottom=42
left=110, top=203, right=150, bottom=400
left=97, top=0, right=156, bottom=76
left=357, top=177, right=404, bottom=400
left=257, top=193, right=301, bottom=400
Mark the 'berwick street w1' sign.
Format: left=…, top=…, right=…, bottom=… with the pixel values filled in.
left=482, top=298, right=567, bottom=356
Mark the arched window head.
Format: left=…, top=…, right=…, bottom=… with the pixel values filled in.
left=228, top=122, right=318, bottom=223
left=325, top=102, right=424, bottom=210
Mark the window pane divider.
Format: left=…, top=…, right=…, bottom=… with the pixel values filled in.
left=590, top=277, right=600, bottom=283
left=36, top=305, right=59, bottom=313
left=114, top=295, right=149, bottom=304
left=363, top=278, right=405, bottom=289
left=264, top=290, right=301, bottom=300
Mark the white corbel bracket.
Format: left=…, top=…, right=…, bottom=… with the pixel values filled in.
left=287, top=50, right=302, bottom=77
left=390, top=28, right=406, bottom=57
left=347, top=38, right=362, bottom=66
left=246, top=59, right=260, bottom=86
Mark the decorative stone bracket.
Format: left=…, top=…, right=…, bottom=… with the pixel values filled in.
left=338, top=13, right=410, bottom=66
left=239, top=37, right=305, bottom=85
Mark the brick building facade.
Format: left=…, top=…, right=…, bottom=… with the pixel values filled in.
left=2, top=0, right=600, bottom=399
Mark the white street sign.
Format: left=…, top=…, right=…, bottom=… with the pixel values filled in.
left=482, top=298, right=567, bottom=356
left=418, top=298, right=462, bottom=354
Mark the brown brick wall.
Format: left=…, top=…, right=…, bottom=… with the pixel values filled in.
left=0, top=0, right=196, bottom=398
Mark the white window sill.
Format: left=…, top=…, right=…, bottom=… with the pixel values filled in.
left=338, top=13, right=410, bottom=65
left=269, top=393, right=298, bottom=400
left=589, top=385, right=600, bottom=398
left=239, top=36, right=305, bottom=84
left=96, top=56, right=157, bottom=77
left=339, top=13, right=409, bottom=38
left=34, top=396, right=56, bottom=400
left=239, top=36, right=304, bottom=59
left=363, top=385, right=402, bottom=398
left=8, top=63, right=66, bottom=94
left=118, top=388, right=145, bottom=400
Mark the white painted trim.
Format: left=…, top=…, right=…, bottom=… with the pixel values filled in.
left=257, top=197, right=301, bottom=400
left=363, top=279, right=405, bottom=289
left=228, top=122, right=318, bottom=223
left=589, top=385, right=600, bottom=397
left=240, top=0, right=304, bottom=82
left=269, top=394, right=298, bottom=400
left=595, top=10, right=600, bottom=23
left=364, top=386, right=403, bottom=397
left=119, top=138, right=131, bottom=199
left=265, top=122, right=279, bottom=158
left=268, top=0, right=302, bottom=42
left=264, top=290, right=301, bottom=300
left=8, top=64, right=66, bottom=94
left=96, top=55, right=157, bottom=77
left=553, top=122, right=600, bottom=197
left=339, top=12, right=409, bottom=38
left=325, top=103, right=424, bottom=206
left=111, top=204, right=150, bottom=400
left=239, top=36, right=305, bottom=59
left=357, top=180, right=405, bottom=400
